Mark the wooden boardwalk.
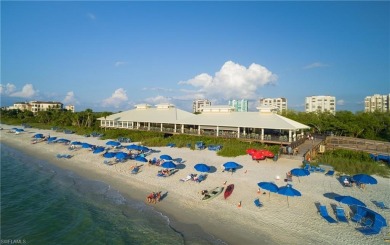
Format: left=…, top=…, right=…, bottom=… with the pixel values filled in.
left=325, top=136, right=390, bottom=156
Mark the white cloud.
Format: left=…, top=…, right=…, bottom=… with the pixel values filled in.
left=303, top=62, right=329, bottom=69
left=144, top=95, right=172, bottom=105
left=115, top=61, right=127, bottom=67
left=63, top=91, right=79, bottom=105
left=0, top=83, right=16, bottom=95
left=142, top=87, right=173, bottom=92
left=102, top=88, right=128, bottom=108
left=9, top=84, right=38, bottom=98
left=337, top=99, right=345, bottom=106
left=87, top=12, right=96, bottom=20
left=178, top=61, right=277, bottom=100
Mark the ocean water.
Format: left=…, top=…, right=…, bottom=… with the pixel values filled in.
left=0, top=143, right=225, bottom=245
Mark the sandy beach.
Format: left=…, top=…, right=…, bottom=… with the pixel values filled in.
left=1, top=125, right=389, bottom=245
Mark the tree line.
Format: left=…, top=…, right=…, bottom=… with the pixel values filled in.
left=1, top=108, right=389, bottom=142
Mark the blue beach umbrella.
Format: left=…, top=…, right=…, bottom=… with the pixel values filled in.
left=103, top=152, right=116, bottom=158
left=126, top=144, right=139, bottom=150
left=160, top=155, right=173, bottom=161
left=161, top=161, right=177, bottom=169
left=335, top=195, right=366, bottom=207
left=115, top=152, right=128, bottom=160
left=135, top=156, right=148, bottom=162
left=71, top=141, right=82, bottom=145
left=139, top=146, right=149, bottom=152
left=82, top=143, right=93, bottom=149
left=357, top=206, right=387, bottom=228
left=277, top=184, right=301, bottom=207
left=47, top=137, right=57, bottom=142
left=93, top=147, right=105, bottom=154
left=290, top=168, right=310, bottom=182
left=56, top=138, right=70, bottom=144
left=194, top=163, right=210, bottom=173
left=257, top=182, right=279, bottom=199
left=33, top=133, right=44, bottom=139
left=352, top=174, right=378, bottom=185
left=223, top=161, right=240, bottom=170
left=106, top=141, right=121, bottom=147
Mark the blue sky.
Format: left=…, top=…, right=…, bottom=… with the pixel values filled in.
left=1, top=1, right=389, bottom=112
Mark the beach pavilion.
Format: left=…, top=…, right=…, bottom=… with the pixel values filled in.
left=97, top=103, right=310, bottom=145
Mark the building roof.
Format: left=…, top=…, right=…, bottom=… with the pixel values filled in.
left=176, top=111, right=309, bottom=130
left=98, top=104, right=194, bottom=123
left=98, top=104, right=309, bottom=131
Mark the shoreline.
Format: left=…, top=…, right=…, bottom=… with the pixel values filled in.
left=1, top=125, right=389, bottom=245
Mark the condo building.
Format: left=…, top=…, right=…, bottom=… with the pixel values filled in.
left=192, top=99, right=211, bottom=113
left=305, top=96, right=336, bottom=114
left=7, top=101, right=64, bottom=113
left=259, top=97, right=287, bottom=114
left=364, top=94, right=390, bottom=112
left=228, top=99, right=248, bottom=112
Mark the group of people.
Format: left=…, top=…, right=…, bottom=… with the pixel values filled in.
left=146, top=191, right=162, bottom=204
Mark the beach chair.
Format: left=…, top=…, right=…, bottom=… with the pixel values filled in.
left=254, top=198, right=262, bottom=208
left=351, top=208, right=367, bottom=225
left=325, top=170, right=335, bottom=176
left=356, top=220, right=383, bottom=236
left=360, top=218, right=373, bottom=228
left=335, top=207, right=349, bottom=223
left=318, top=205, right=338, bottom=223
left=195, top=174, right=207, bottom=183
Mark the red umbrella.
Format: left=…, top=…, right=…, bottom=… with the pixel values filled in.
left=252, top=151, right=266, bottom=160
left=246, top=148, right=257, bottom=155
left=258, top=150, right=274, bottom=158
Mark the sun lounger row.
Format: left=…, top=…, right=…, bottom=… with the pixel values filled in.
left=56, top=154, right=72, bottom=159
left=318, top=204, right=349, bottom=224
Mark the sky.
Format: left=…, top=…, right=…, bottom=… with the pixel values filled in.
left=1, top=1, right=389, bottom=113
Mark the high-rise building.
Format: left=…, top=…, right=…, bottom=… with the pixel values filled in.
left=192, top=99, right=211, bottom=113
left=364, top=94, right=390, bottom=112
left=259, top=97, right=287, bottom=114
left=305, top=96, right=336, bottom=114
left=228, top=99, right=248, bottom=112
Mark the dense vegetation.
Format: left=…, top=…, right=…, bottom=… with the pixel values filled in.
left=1, top=108, right=389, bottom=177
left=315, top=149, right=389, bottom=178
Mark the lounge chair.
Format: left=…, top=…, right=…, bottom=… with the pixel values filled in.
left=351, top=208, right=367, bottom=225
left=325, top=170, right=335, bottom=176
left=254, top=198, right=262, bottom=208
left=180, top=174, right=196, bottom=182
left=318, top=205, right=338, bottom=223
left=356, top=220, right=383, bottom=236
left=335, top=207, right=349, bottom=223
left=195, top=174, right=207, bottom=183
left=373, top=201, right=389, bottom=210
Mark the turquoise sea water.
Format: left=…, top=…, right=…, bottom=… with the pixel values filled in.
left=0, top=143, right=225, bottom=245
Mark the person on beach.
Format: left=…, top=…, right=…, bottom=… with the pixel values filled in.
left=147, top=192, right=155, bottom=203
left=343, top=178, right=351, bottom=187
left=155, top=192, right=161, bottom=203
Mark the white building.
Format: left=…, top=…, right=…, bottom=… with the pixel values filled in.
left=259, top=97, right=287, bottom=114
left=98, top=103, right=310, bottom=143
left=228, top=99, right=248, bottom=112
left=305, top=96, right=336, bottom=114
left=364, top=94, right=390, bottom=112
left=65, top=105, right=75, bottom=112
left=192, top=99, right=211, bottom=113
left=7, top=101, right=64, bottom=113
